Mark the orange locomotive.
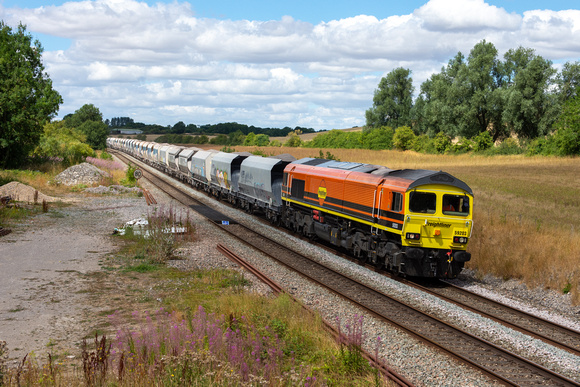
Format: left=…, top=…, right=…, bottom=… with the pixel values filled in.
left=281, top=158, right=473, bottom=278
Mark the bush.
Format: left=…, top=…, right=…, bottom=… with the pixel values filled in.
left=525, top=136, right=559, bottom=156
left=99, top=151, right=113, bottom=160
left=284, top=133, right=302, bottom=147
left=254, top=134, right=270, bottom=146
left=361, top=126, right=394, bottom=150
left=392, top=126, right=415, bottom=150
left=34, top=121, right=95, bottom=165
left=472, top=131, right=493, bottom=152
left=487, top=138, right=523, bottom=155
left=193, top=134, right=209, bottom=144
left=209, top=134, right=229, bottom=145
left=243, top=132, right=256, bottom=146
left=550, top=95, right=580, bottom=155
left=411, top=134, right=431, bottom=153
left=121, top=163, right=137, bottom=186
left=432, top=132, right=452, bottom=154
left=450, top=138, right=474, bottom=153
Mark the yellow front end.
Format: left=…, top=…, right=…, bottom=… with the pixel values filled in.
left=401, top=185, right=473, bottom=251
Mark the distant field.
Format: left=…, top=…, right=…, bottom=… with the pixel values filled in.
left=270, top=126, right=364, bottom=143
left=113, top=126, right=364, bottom=144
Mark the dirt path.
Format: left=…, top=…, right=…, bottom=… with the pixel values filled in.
left=0, top=194, right=150, bottom=362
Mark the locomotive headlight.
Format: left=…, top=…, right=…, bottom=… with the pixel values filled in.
left=406, top=233, right=421, bottom=240
left=453, top=236, right=468, bottom=244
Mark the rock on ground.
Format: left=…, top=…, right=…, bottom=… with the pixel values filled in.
left=0, top=181, right=60, bottom=203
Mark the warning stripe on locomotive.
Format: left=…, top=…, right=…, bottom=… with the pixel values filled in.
left=282, top=196, right=403, bottom=233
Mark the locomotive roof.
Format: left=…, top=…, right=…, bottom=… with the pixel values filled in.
left=293, top=158, right=377, bottom=173
left=292, top=158, right=472, bottom=195
left=387, top=169, right=473, bottom=195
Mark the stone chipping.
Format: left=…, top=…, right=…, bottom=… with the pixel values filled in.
left=53, top=162, right=110, bottom=186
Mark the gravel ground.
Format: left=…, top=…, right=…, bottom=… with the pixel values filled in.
left=1, top=160, right=579, bottom=386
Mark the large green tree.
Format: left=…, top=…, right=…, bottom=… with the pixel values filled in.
left=557, top=61, right=580, bottom=103
left=366, top=67, right=414, bottom=128
left=457, top=40, right=505, bottom=139
left=414, top=42, right=506, bottom=140
left=0, top=22, right=63, bottom=168
left=501, top=47, right=558, bottom=139
left=413, top=53, right=465, bottom=137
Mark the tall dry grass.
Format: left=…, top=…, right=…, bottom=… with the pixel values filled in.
left=231, top=146, right=580, bottom=302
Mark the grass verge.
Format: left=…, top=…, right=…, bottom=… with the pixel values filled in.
left=1, top=207, right=394, bottom=386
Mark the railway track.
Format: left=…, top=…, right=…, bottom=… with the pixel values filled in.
left=411, top=279, right=580, bottom=356
left=216, top=243, right=415, bottom=387
left=111, top=150, right=580, bottom=386
left=288, top=225, right=580, bottom=358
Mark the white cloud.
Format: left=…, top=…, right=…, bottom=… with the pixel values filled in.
left=414, top=0, right=521, bottom=32
left=2, top=0, right=579, bottom=129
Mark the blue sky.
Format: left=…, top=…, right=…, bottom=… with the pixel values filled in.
left=1, top=0, right=579, bottom=129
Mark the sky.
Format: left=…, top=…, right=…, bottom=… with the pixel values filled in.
left=1, top=0, right=579, bottom=130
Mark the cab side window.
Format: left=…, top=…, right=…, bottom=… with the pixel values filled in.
left=409, top=191, right=436, bottom=214
left=443, top=194, right=470, bottom=216
left=391, top=192, right=402, bottom=212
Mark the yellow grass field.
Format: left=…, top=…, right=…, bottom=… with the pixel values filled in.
left=226, top=145, right=580, bottom=302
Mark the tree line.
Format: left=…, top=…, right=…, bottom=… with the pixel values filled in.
left=108, top=118, right=315, bottom=138
left=365, top=40, right=580, bottom=155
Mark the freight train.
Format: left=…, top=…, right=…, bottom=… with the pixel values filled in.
left=107, top=138, right=474, bottom=278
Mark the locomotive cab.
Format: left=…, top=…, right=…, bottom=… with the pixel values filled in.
left=401, top=185, right=473, bottom=278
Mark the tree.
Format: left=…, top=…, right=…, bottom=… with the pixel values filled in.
left=171, top=121, right=186, bottom=134
left=228, top=130, right=245, bottom=145
left=65, top=104, right=108, bottom=149
left=557, top=61, right=580, bottom=103
left=552, top=96, right=580, bottom=155
left=415, top=42, right=506, bottom=140
left=0, top=22, right=63, bottom=168
left=79, top=120, right=108, bottom=150
left=457, top=40, right=505, bottom=139
left=414, top=53, right=465, bottom=137
left=34, top=120, right=94, bottom=164
left=366, top=67, right=414, bottom=128
left=109, top=117, right=135, bottom=127
left=254, top=134, right=270, bottom=146
left=501, top=47, right=558, bottom=139
left=64, top=104, right=102, bottom=128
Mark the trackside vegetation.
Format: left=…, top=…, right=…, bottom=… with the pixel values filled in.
left=0, top=200, right=394, bottom=386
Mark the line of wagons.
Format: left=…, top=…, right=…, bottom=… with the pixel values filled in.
left=107, top=137, right=474, bottom=279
